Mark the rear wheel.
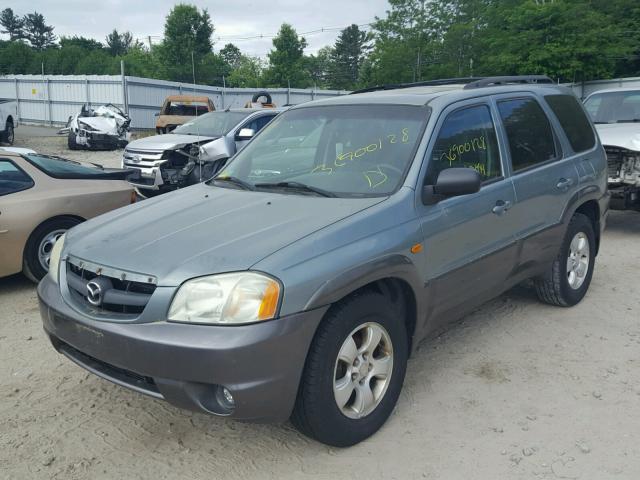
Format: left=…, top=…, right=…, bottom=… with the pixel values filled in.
left=291, top=291, right=408, bottom=447
left=534, top=213, right=596, bottom=306
left=23, top=217, right=82, bottom=283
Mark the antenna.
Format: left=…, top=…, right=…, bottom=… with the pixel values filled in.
left=191, top=51, right=202, bottom=183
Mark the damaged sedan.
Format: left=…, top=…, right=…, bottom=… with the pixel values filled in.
left=584, top=88, right=640, bottom=210
left=122, top=108, right=281, bottom=197
left=59, top=103, right=131, bottom=151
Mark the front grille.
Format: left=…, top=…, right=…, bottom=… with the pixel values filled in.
left=66, top=258, right=156, bottom=315
left=58, top=340, right=161, bottom=398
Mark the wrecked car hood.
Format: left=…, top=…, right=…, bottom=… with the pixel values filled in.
left=64, top=184, right=384, bottom=286
left=126, top=133, right=217, bottom=152
left=79, top=116, right=119, bottom=135
left=595, top=123, right=640, bottom=151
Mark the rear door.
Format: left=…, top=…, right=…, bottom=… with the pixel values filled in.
left=417, top=100, right=519, bottom=326
left=493, top=94, right=580, bottom=274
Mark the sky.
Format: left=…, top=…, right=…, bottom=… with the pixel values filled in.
left=3, top=0, right=390, bottom=57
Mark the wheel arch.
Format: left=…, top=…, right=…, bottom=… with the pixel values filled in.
left=24, top=214, right=85, bottom=258
left=574, top=199, right=600, bottom=253
left=304, top=255, right=424, bottom=354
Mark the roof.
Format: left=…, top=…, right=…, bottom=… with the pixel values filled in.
left=294, top=83, right=571, bottom=109
left=165, top=95, right=211, bottom=102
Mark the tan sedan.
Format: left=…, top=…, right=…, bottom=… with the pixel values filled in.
left=0, top=150, right=135, bottom=282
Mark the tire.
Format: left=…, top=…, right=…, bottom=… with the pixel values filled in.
left=67, top=132, right=80, bottom=150
left=291, top=290, right=408, bottom=447
left=22, top=217, right=82, bottom=283
left=3, top=120, right=14, bottom=145
left=252, top=91, right=273, bottom=104
left=534, top=213, right=596, bottom=307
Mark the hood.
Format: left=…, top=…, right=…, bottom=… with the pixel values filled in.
left=126, top=133, right=217, bottom=152
left=65, top=184, right=384, bottom=286
left=79, top=116, right=118, bottom=135
left=595, top=123, right=640, bottom=152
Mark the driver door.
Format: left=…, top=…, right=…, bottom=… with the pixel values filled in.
left=417, top=101, right=519, bottom=329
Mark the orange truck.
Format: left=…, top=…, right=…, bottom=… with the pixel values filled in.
left=155, top=95, right=215, bottom=134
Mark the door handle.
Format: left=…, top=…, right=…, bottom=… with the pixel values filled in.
left=556, top=178, right=574, bottom=190
left=492, top=200, right=512, bottom=216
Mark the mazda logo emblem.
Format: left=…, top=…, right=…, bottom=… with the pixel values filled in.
left=86, top=281, right=103, bottom=306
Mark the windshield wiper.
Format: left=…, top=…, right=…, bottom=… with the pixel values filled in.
left=617, top=119, right=640, bottom=123
left=212, top=176, right=255, bottom=190
left=255, top=181, right=336, bottom=197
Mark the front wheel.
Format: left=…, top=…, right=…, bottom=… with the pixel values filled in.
left=534, top=213, right=596, bottom=306
left=291, top=291, right=408, bottom=447
left=3, top=120, right=14, bottom=144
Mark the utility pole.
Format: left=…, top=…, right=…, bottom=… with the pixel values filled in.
left=148, top=36, right=152, bottom=50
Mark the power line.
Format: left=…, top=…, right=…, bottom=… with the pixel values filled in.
left=139, top=22, right=373, bottom=45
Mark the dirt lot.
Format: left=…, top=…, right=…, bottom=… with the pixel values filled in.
left=1, top=129, right=639, bottom=479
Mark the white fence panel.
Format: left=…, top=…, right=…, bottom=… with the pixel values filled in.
left=0, top=73, right=348, bottom=129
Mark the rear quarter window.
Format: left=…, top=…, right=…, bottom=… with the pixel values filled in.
left=545, top=95, right=595, bottom=153
left=0, top=159, right=34, bottom=195
left=497, top=98, right=558, bottom=172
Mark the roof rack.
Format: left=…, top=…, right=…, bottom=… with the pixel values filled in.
left=350, top=77, right=483, bottom=95
left=463, top=75, right=554, bottom=89
left=349, top=75, right=555, bottom=95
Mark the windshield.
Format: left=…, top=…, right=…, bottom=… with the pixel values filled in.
left=173, top=111, right=252, bottom=137
left=584, top=90, right=640, bottom=123
left=215, top=105, right=429, bottom=197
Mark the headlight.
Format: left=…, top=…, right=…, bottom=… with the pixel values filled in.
left=168, top=272, right=281, bottom=325
left=48, top=234, right=65, bottom=284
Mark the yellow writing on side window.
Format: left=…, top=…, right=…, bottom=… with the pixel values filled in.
left=440, top=135, right=487, bottom=166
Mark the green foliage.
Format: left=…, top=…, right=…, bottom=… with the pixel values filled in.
left=264, top=24, right=309, bottom=87
left=59, top=36, right=103, bottom=51
left=227, top=56, right=264, bottom=88
left=328, top=24, right=371, bottom=90
left=105, top=30, right=138, bottom=56
left=157, top=4, right=214, bottom=83
left=22, top=12, right=55, bottom=50
left=0, top=8, right=24, bottom=40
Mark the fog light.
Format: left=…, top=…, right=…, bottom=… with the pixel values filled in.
left=218, top=386, right=235, bottom=409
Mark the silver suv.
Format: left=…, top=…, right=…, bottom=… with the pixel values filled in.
left=39, top=76, right=609, bottom=446
left=123, top=108, right=281, bottom=196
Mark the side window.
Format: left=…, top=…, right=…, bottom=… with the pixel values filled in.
left=545, top=95, right=595, bottom=153
left=0, top=159, right=34, bottom=196
left=427, top=105, right=501, bottom=185
left=497, top=98, right=557, bottom=172
left=255, top=115, right=275, bottom=132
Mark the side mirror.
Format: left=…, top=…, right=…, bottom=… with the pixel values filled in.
left=154, top=112, right=160, bottom=116
left=236, top=128, right=255, bottom=141
left=422, top=168, right=482, bottom=205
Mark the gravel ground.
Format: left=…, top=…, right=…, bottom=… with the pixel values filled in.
left=1, top=130, right=639, bottom=479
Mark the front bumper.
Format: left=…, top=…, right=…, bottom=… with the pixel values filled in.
left=38, top=274, right=326, bottom=422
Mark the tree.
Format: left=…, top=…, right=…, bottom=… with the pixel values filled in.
left=0, top=8, right=24, bottom=40
left=105, top=30, right=138, bottom=56
left=157, top=4, right=214, bottom=83
left=329, top=24, right=370, bottom=90
left=306, top=46, right=334, bottom=88
left=22, top=12, right=55, bottom=50
left=478, top=0, right=631, bottom=82
left=264, top=24, right=309, bottom=87
left=367, top=0, right=433, bottom=85
left=227, top=55, right=264, bottom=88
left=220, top=43, right=242, bottom=69
left=59, top=35, right=104, bottom=51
